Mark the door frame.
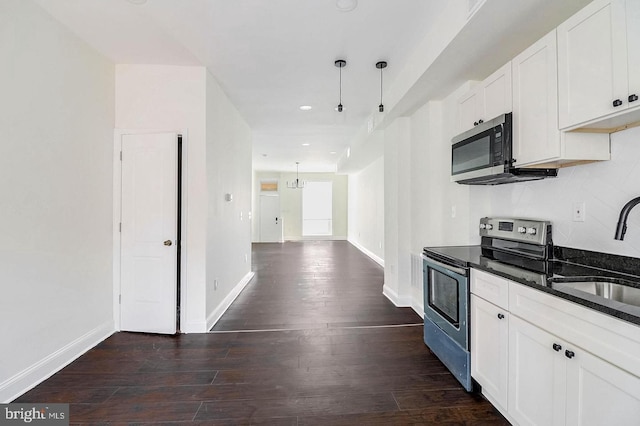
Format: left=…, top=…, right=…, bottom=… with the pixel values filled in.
left=113, top=129, right=188, bottom=332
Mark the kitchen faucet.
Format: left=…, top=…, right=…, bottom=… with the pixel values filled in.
left=614, top=196, right=640, bottom=240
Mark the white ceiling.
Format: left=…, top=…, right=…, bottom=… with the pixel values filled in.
left=34, top=0, right=450, bottom=173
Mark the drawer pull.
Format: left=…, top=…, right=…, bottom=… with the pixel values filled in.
left=553, top=343, right=562, bottom=352
left=613, top=99, right=623, bottom=107
left=565, top=350, right=575, bottom=359
left=497, top=313, right=505, bottom=320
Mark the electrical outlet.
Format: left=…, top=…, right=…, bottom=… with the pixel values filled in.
left=214, top=279, right=218, bottom=290
left=451, top=205, right=457, bottom=218
left=244, top=254, right=248, bottom=263
left=573, top=202, right=586, bottom=222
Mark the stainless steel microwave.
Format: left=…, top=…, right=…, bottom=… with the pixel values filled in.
left=451, top=113, right=557, bottom=185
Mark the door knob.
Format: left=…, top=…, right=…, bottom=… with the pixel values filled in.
left=164, top=240, right=173, bottom=246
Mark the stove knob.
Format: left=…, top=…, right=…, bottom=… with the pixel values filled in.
left=518, top=226, right=526, bottom=234
left=527, top=227, right=537, bottom=235
left=479, top=223, right=486, bottom=229
left=485, top=224, right=493, bottom=230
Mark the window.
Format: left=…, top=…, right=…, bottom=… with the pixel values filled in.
left=302, top=181, right=332, bottom=236
left=260, top=180, right=278, bottom=192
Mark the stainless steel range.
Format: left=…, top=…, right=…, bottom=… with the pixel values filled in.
left=422, top=217, right=552, bottom=391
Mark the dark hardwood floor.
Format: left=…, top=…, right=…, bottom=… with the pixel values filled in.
left=15, top=241, right=508, bottom=425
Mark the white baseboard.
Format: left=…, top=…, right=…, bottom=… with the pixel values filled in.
left=1, top=320, right=115, bottom=403
left=382, top=284, right=412, bottom=307
left=206, top=271, right=255, bottom=331
left=284, top=236, right=348, bottom=241
left=181, top=321, right=208, bottom=334
left=411, top=300, right=424, bottom=319
left=348, top=239, right=384, bottom=267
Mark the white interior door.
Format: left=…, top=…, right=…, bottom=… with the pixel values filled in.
left=260, top=195, right=282, bottom=242
left=120, top=133, right=178, bottom=334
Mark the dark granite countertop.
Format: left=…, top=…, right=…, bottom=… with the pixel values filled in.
left=423, top=245, right=640, bottom=326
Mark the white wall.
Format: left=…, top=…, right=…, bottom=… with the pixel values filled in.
left=0, top=0, right=115, bottom=402
left=383, top=118, right=412, bottom=307
left=204, top=71, right=253, bottom=328
left=253, top=172, right=348, bottom=241
left=348, top=157, right=384, bottom=265
left=115, top=64, right=209, bottom=332
left=115, top=65, right=254, bottom=333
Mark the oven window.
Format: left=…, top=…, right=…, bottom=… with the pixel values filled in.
left=429, top=268, right=459, bottom=326
left=452, top=135, right=491, bottom=175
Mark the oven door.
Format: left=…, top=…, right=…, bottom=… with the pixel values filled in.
left=422, top=255, right=469, bottom=350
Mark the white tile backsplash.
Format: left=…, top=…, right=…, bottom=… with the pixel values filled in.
left=486, top=126, right=640, bottom=258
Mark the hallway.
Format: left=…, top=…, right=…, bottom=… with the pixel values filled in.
left=15, top=241, right=507, bottom=424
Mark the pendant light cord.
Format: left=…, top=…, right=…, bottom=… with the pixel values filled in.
left=339, top=66, right=342, bottom=105
left=380, top=67, right=383, bottom=105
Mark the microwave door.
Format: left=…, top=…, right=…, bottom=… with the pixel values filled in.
left=451, top=128, right=504, bottom=182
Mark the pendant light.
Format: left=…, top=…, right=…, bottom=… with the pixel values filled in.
left=286, top=162, right=305, bottom=189
left=376, top=61, right=387, bottom=112
left=335, top=59, right=346, bottom=112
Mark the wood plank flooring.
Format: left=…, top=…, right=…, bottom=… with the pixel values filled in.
left=15, top=241, right=508, bottom=424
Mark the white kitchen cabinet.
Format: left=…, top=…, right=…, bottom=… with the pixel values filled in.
left=470, top=268, right=640, bottom=425
left=456, top=62, right=512, bottom=134
left=557, top=0, right=640, bottom=130
left=565, top=344, right=640, bottom=425
left=513, top=29, right=611, bottom=168
left=509, top=314, right=640, bottom=426
left=471, top=295, right=509, bottom=411
left=508, top=315, right=566, bottom=426
left=512, top=30, right=560, bottom=166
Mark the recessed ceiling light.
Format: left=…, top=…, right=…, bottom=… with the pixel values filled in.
left=261, top=153, right=268, bottom=157
left=330, top=151, right=337, bottom=154
left=299, top=105, right=312, bottom=111
left=302, top=143, right=310, bottom=146
left=126, top=0, right=148, bottom=4
left=336, top=0, right=358, bottom=12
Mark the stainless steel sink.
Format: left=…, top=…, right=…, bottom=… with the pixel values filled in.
left=548, top=277, right=640, bottom=308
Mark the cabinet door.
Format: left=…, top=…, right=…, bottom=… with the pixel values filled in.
left=471, top=295, right=508, bottom=410
left=482, top=62, right=512, bottom=122
left=513, top=30, right=560, bottom=166
left=457, top=88, right=482, bottom=134
left=558, top=0, right=627, bottom=129
left=508, top=316, right=566, bottom=426
left=565, top=347, right=640, bottom=426
left=627, top=0, right=640, bottom=104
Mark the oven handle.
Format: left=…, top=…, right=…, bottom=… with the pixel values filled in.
left=421, top=253, right=468, bottom=276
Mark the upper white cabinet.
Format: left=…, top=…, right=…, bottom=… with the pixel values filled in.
left=558, top=0, right=640, bottom=130
left=512, top=30, right=561, bottom=167
left=456, top=62, right=512, bottom=134
left=513, top=30, right=611, bottom=168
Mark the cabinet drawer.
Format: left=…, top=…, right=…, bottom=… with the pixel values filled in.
left=509, top=281, right=640, bottom=378
left=471, top=268, right=509, bottom=310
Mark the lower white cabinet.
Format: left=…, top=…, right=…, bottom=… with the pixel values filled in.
left=508, top=315, right=567, bottom=426
left=471, top=269, right=640, bottom=425
left=508, top=314, right=640, bottom=426
left=565, top=343, right=640, bottom=425
left=471, top=295, right=508, bottom=410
